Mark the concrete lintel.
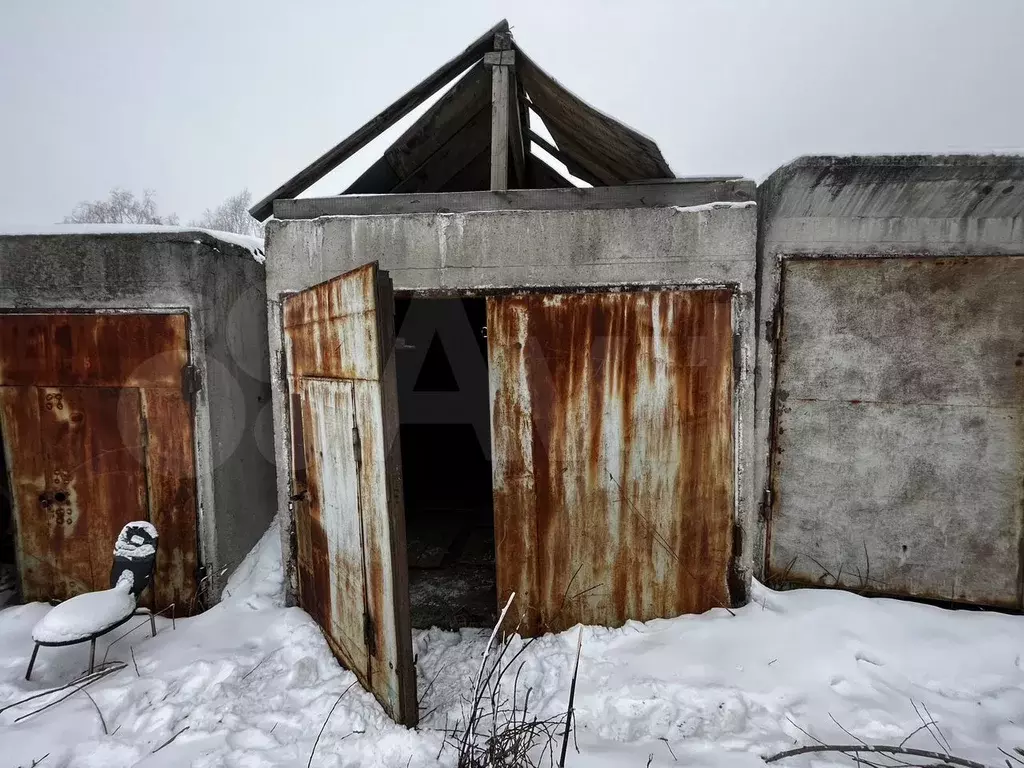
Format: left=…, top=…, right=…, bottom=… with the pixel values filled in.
left=272, top=179, right=755, bottom=219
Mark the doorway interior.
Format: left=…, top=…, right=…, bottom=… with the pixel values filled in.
left=394, top=296, right=497, bottom=630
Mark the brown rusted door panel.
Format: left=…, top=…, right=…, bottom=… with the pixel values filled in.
left=141, top=390, right=199, bottom=611
left=0, top=313, right=188, bottom=388
left=6, top=386, right=147, bottom=602
left=283, top=262, right=417, bottom=726
left=0, top=313, right=199, bottom=610
left=488, top=289, right=735, bottom=636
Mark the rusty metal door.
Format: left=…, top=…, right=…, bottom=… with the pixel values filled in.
left=487, top=289, right=736, bottom=636
left=767, top=257, right=1024, bottom=607
left=283, top=262, right=416, bottom=726
left=0, top=313, right=199, bottom=610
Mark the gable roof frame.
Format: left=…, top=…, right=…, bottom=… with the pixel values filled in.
left=250, top=19, right=674, bottom=221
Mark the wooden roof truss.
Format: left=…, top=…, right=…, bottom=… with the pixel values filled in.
left=250, top=20, right=674, bottom=221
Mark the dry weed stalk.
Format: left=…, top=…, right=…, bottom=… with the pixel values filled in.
left=769, top=704, right=993, bottom=768
left=442, top=593, right=581, bottom=768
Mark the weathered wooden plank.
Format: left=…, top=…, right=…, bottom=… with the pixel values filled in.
left=436, top=148, right=492, bottom=193
left=386, top=62, right=490, bottom=181
left=344, top=156, right=402, bottom=195
left=527, top=130, right=604, bottom=187
left=390, top=108, right=491, bottom=193
left=515, top=45, right=673, bottom=184
left=490, top=60, right=511, bottom=191
left=250, top=19, right=510, bottom=220
left=275, top=178, right=755, bottom=218
left=508, top=68, right=526, bottom=188
left=527, top=154, right=574, bottom=189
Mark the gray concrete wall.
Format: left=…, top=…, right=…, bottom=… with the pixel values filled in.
left=755, top=155, right=1024, bottom=602
left=0, top=232, right=277, bottom=594
left=265, top=196, right=760, bottom=609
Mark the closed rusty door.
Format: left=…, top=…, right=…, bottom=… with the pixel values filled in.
left=768, top=257, right=1024, bottom=606
left=487, top=289, right=735, bottom=636
left=0, top=313, right=199, bottom=610
left=283, top=262, right=416, bottom=726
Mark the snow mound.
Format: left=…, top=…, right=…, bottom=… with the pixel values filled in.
left=3, top=580, right=1024, bottom=767
left=220, top=517, right=285, bottom=610
left=32, top=581, right=137, bottom=643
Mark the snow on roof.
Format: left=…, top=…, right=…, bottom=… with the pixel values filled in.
left=673, top=200, right=757, bottom=214
left=0, top=223, right=265, bottom=264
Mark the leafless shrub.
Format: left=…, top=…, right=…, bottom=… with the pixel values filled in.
left=440, top=593, right=580, bottom=768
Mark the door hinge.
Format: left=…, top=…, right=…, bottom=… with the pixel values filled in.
left=352, top=422, right=362, bottom=469
left=182, top=364, right=202, bottom=403
left=363, top=612, right=377, bottom=656
left=279, top=348, right=288, bottom=383
left=759, top=487, right=773, bottom=521
left=733, top=332, right=743, bottom=378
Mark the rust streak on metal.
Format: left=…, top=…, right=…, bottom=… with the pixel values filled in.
left=489, top=289, right=735, bottom=635
left=0, top=313, right=198, bottom=612
left=0, top=314, right=187, bottom=388
left=283, top=262, right=417, bottom=726
left=140, top=389, right=199, bottom=612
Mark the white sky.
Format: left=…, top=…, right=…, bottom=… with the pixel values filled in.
left=2, top=0, right=1022, bottom=227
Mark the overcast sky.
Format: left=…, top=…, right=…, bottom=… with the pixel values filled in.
left=2, top=0, right=1022, bottom=228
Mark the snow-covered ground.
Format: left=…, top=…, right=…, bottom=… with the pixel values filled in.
left=0, top=524, right=1021, bottom=767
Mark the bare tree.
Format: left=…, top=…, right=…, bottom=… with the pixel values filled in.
left=64, top=188, right=179, bottom=225
left=191, top=189, right=264, bottom=238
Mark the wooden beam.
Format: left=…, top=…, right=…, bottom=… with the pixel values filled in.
left=488, top=46, right=513, bottom=191
left=527, top=154, right=574, bottom=189
left=343, top=155, right=401, bottom=194
left=508, top=67, right=527, bottom=188
left=527, top=129, right=605, bottom=187
left=384, top=61, right=490, bottom=180
left=390, top=107, right=491, bottom=193
left=274, top=179, right=757, bottom=218
left=249, top=18, right=509, bottom=221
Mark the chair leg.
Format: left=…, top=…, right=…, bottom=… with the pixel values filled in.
left=149, top=611, right=157, bottom=638
left=25, top=643, right=40, bottom=681
left=88, top=638, right=96, bottom=675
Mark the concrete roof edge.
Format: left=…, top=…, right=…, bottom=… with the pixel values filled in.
left=757, top=153, right=1024, bottom=223
left=0, top=229, right=265, bottom=265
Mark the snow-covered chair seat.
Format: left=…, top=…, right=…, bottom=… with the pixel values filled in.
left=26, top=521, right=159, bottom=680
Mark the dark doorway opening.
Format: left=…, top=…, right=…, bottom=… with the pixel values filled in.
left=394, top=297, right=497, bottom=629
left=0, top=426, right=18, bottom=606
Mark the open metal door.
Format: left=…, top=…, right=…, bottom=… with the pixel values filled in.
left=282, top=262, right=417, bottom=725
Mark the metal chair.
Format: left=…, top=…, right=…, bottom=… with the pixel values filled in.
left=26, top=521, right=159, bottom=680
